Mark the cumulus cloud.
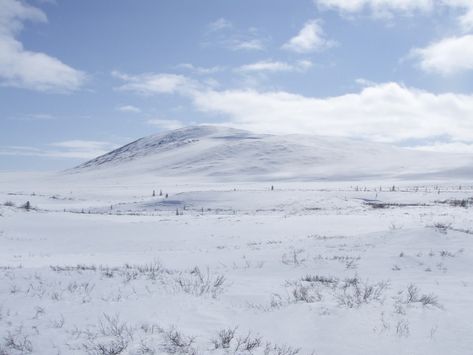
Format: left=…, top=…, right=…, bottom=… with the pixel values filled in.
left=282, top=20, right=335, bottom=53
left=0, top=0, right=86, bottom=92
left=193, top=82, right=473, bottom=146
left=112, top=71, right=197, bottom=95
left=236, top=59, right=313, bottom=73
left=190, top=82, right=473, bottom=143
left=111, top=71, right=473, bottom=147
left=410, top=34, right=473, bottom=75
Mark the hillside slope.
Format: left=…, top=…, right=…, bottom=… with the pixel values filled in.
left=68, top=125, right=472, bottom=181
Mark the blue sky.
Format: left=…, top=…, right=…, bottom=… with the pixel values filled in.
left=2, top=0, right=473, bottom=170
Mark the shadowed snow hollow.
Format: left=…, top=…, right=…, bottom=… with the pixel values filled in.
left=68, top=125, right=473, bottom=181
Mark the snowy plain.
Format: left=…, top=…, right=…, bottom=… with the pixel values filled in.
left=1, top=127, right=473, bottom=355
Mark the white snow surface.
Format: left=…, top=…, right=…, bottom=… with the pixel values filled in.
left=1, top=126, right=473, bottom=354
left=67, top=125, right=473, bottom=182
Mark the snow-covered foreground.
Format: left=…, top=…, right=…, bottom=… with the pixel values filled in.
left=1, top=179, right=473, bottom=354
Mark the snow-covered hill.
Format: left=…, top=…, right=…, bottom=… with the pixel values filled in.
left=69, top=125, right=472, bottom=181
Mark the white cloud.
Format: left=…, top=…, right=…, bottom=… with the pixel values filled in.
left=459, top=7, right=473, bottom=31
left=237, top=59, right=313, bottom=73
left=105, top=70, right=473, bottom=152
left=355, top=78, right=377, bottom=87
left=316, top=0, right=473, bottom=31
left=207, top=18, right=233, bottom=32
left=112, top=71, right=197, bottom=95
left=315, top=0, right=434, bottom=17
left=176, top=63, right=224, bottom=75
left=0, top=0, right=47, bottom=35
left=189, top=82, right=473, bottom=144
left=440, top=0, right=473, bottom=31
left=0, top=0, right=86, bottom=92
left=282, top=20, right=335, bottom=53
left=147, top=118, right=184, bottom=130
left=410, top=141, right=473, bottom=154
left=203, top=19, right=267, bottom=51
left=117, top=105, right=141, bottom=113
left=410, top=35, right=473, bottom=75
left=0, top=140, right=117, bottom=159
left=8, top=112, right=55, bottom=121
left=229, top=39, right=265, bottom=51
left=458, top=6, right=473, bottom=31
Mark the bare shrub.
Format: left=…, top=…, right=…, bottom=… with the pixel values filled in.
left=133, top=261, right=164, bottom=280
left=406, top=284, right=419, bottom=303
left=282, top=275, right=389, bottom=309
left=431, top=223, right=451, bottom=234
left=403, top=284, right=441, bottom=308
left=235, top=332, right=262, bottom=352
left=163, top=327, right=195, bottom=354
left=211, top=328, right=263, bottom=353
left=270, top=294, right=285, bottom=309
left=291, top=283, right=322, bottom=303
left=345, top=259, right=358, bottom=270
left=136, top=340, right=157, bottom=355
left=3, top=328, right=33, bottom=354
left=264, top=343, right=300, bottom=355
left=395, top=319, right=410, bottom=338
left=336, top=278, right=389, bottom=308
left=175, top=267, right=225, bottom=298
left=50, top=314, right=65, bottom=328
left=419, top=294, right=440, bottom=307
left=21, top=201, right=32, bottom=211
left=99, top=314, right=133, bottom=339
left=49, top=262, right=226, bottom=298
left=439, top=250, right=455, bottom=257
left=50, top=264, right=97, bottom=272
left=212, top=327, right=237, bottom=349
left=393, top=301, right=406, bottom=315
left=301, top=275, right=337, bottom=286
left=83, top=314, right=133, bottom=355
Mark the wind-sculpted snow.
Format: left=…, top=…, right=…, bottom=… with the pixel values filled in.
left=1, top=179, right=473, bottom=354
left=67, top=125, right=473, bottom=182
left=2, top=127, right=473, bottom=354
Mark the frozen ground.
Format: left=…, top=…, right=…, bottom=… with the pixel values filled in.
left=1, top=175, right=473, bottom=355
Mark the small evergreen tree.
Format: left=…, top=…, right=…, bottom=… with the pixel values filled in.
left=22, top=201, right=31, bottom=211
